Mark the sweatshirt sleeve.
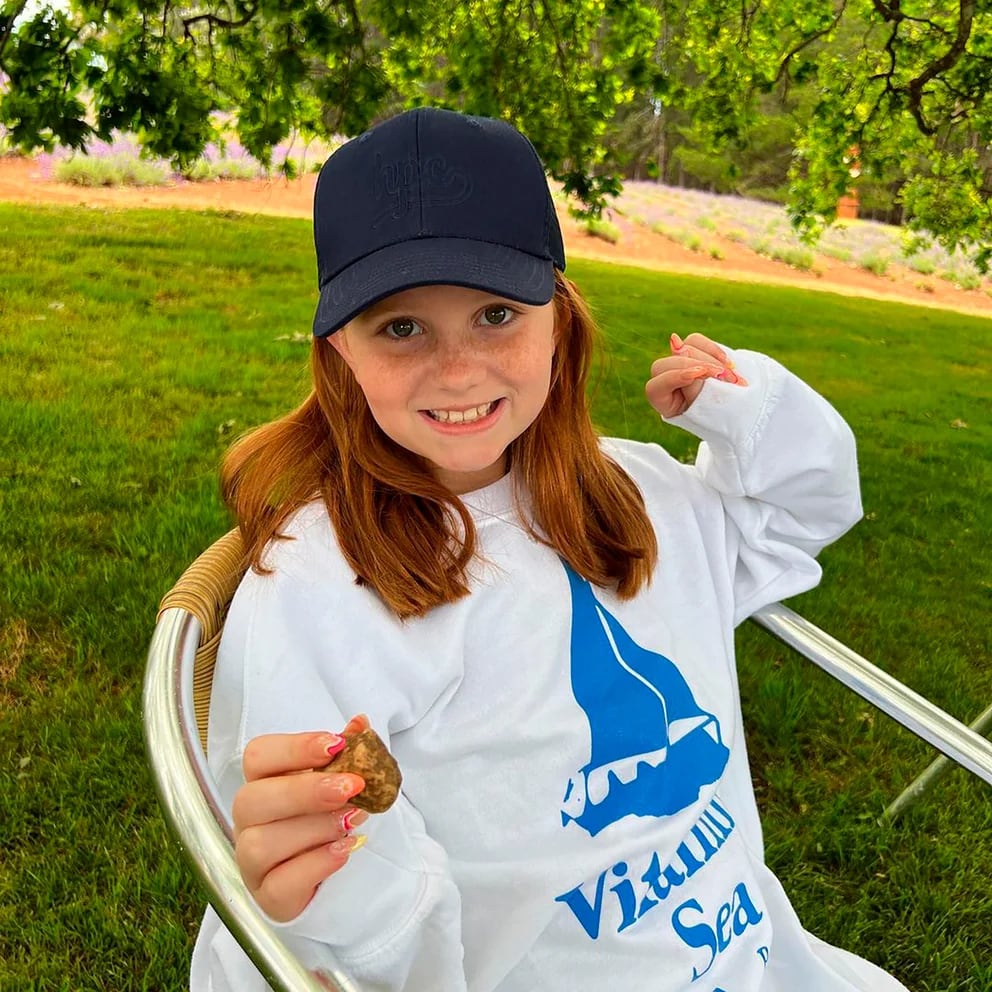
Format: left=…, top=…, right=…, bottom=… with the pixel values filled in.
left=664, top=347, right=863, bottom=626
left=196, top=539, right=468, bottom=992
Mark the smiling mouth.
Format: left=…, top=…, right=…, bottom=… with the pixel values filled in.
left=424, top=400, right=500, bottom=424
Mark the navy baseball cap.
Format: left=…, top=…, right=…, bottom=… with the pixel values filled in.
left=311, top=107, right=566, bottom=337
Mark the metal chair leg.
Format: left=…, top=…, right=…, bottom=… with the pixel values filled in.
left=881, top=703, right=992, bottom=822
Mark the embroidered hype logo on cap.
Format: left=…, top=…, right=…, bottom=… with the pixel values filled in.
left=371, top=152, right=473, bottom=229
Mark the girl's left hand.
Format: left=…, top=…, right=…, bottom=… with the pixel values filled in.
left=645, top=332, right=748, bottom=419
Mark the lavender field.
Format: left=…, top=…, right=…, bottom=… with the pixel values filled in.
left=3, top=122, right=990, bottom=298
left=25, top=128, right=341, bottom=187
left=612, top=181, right=992, bottom=295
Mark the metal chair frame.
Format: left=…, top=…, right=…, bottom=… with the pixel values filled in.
left=144, top=542, right=992, bottom=992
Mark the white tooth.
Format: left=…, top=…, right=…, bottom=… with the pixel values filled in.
left=429, top=402, right=494, bottom=423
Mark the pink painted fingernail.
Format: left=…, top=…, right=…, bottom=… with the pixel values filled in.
left=717, top=368, right=748, bottom=385
left=322, top=734, right=346, bottom=758
left=670, top=332, right=684, bottom=352
left=688, top=365, right=714, bottom=379
left=341, top=808, right=369, bottom=832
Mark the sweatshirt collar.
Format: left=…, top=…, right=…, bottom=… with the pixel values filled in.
left=459, top=471, right=516, bottom=519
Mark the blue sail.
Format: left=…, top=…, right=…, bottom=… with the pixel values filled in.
left=562, top=564, right=730, bottom=836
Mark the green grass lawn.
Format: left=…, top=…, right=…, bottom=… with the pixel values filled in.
left=1, top=203, right=990, bottom=991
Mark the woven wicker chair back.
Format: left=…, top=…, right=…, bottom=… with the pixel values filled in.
left=158, top=529, right=247, bottom=752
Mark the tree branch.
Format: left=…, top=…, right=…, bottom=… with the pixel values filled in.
left=0, top=1, right=28, bottom=64
left=774, top=1, right=848, bottom=85
left=870, top=0, right=900, bottom=22
left=906, top=0, right=974, bottom=130
left=866, top=0, right=978, bottom=137
left=528, top=0, right=577, bottom=132
left=183, top=3, right=259, bottom=40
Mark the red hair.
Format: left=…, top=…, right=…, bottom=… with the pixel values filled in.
left=222, top=273, right=657, bottom=618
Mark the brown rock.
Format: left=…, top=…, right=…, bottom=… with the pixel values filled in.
left=322, top=727, right=402, bottom=813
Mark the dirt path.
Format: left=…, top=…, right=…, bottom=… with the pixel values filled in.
left=3, top=155, right=990, bottom=320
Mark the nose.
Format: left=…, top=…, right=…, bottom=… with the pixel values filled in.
left=434, top=332, right=485, bottom=391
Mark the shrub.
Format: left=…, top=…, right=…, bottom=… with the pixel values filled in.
left=906, top=255, right=936, bottom=275
left=651, top=222, right=681, bottom=243
left=820, top=245, right=852, bottom=263
left=859, top=252, right=890, bottom=276
left=583, top=218, right=621, bottom=243
left=183, top=158, right=262, bottom=182
left=771, top=246, right=816, bottom=271
left=55, top=154, right=170, bottom=187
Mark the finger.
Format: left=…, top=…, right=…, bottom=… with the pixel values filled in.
left=645, top=366, right=717, bottom=418
left=254, top=834, right=368, bottom=923
left=237, top=808, right=370, bottom=892
left=679, top=344, right=727, bottom=369
left=673, top=343, right=725, bottom=368
left=342, top=713, right=370, bottom=736
left=647, top=366, right=721, bottom=396
left=680, top=347, right=747, bottom=386
left=646, top=363, right=747, bottom=419
left=671, top=331, right=730, bottom=365
left=232, top=771, right=366, bottom=832
left=242, top=732, right=349, bottom=783
left=649, top=353, right=723, bottom=378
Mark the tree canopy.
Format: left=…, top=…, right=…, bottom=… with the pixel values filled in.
left=2, top=0, right=990, bottom=267
left=669, top=0, right=992, bottom=269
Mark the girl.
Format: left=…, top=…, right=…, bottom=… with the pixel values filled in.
left=192, top=107, right=909, bottom=992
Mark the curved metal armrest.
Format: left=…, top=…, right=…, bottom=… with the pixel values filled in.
left=750, top=602, right=992, bottom=788
left=144, top=608, right=363, bottom=992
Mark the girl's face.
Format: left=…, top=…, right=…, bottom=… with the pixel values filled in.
left=330, top=284, right=556, bottom=494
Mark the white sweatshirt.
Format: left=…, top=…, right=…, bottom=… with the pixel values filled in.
left=192, top=348, right=909, bottom=992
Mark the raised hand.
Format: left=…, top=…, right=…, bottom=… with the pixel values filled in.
left=645, top=332, right=747, bottom=419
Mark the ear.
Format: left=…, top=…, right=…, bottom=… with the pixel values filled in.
left=327, top=329, right=355, bottom=368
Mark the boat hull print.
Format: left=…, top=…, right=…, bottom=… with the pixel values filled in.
left=561, top=565, right=730, bottom=837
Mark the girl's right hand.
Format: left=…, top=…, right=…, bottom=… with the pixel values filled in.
left=232, top=716, right=370, bottom=922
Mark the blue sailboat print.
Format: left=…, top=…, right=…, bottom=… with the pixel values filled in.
left=561, top=565, right=730, bottom=837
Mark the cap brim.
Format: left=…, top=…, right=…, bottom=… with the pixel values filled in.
left=312, top=237, right=557, bottom=337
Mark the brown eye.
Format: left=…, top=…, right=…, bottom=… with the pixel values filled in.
left=385, top=318, right=421, bottom=339
left=482, top=306, right=510, bottom=326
